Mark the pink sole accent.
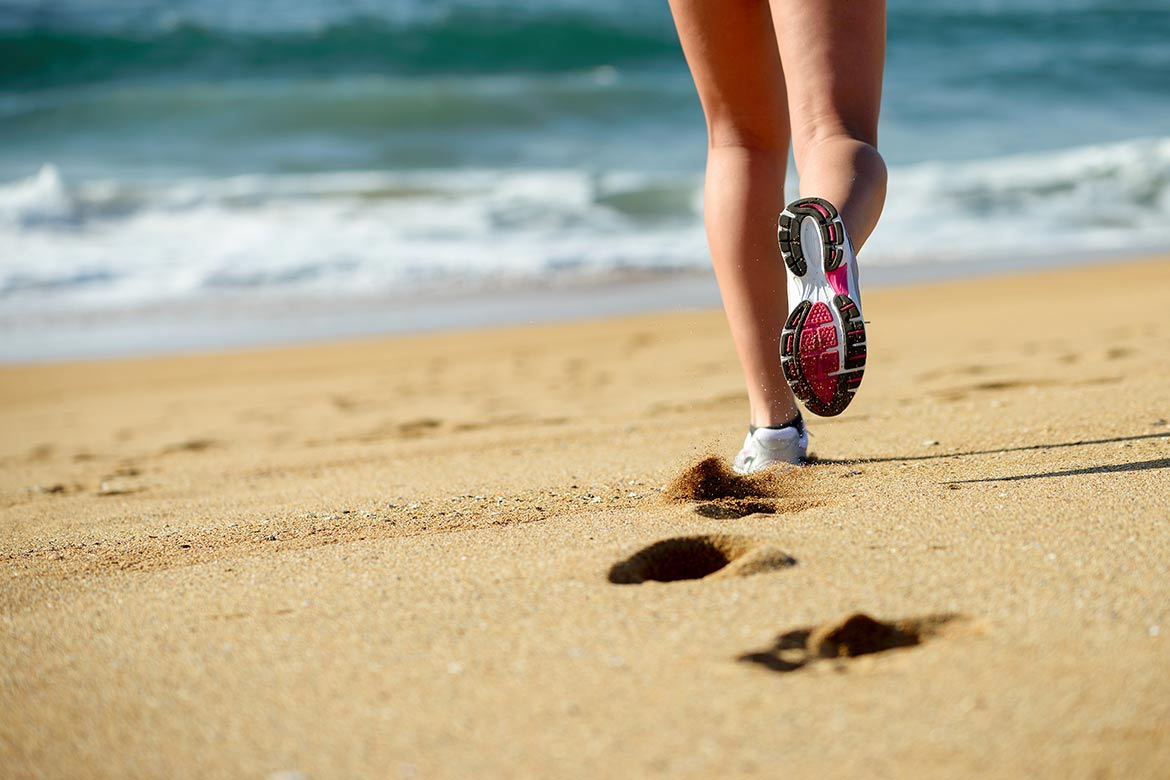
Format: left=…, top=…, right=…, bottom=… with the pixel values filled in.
left=798, top=302, right=840, bottom=404
left=805, top=304, right=833, bottom=327
left=806, top=202, right=830, bottom=218
left=827, top=264, right=849, bottom=297
left=826, top=223, right=838, bottom=243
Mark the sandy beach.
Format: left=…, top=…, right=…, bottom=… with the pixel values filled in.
left=2, top=257, right=1169, bottom=778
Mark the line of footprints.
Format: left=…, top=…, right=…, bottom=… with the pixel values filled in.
left=607, top=457, right=966, bottom=673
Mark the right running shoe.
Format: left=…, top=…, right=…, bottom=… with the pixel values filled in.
left=777, top=197, right=867, bottom=417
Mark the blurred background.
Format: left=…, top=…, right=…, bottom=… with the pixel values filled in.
left=2, top=0, right=1168, bottom=360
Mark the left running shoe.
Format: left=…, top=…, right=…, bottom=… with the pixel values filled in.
left=777, top=197, right=867, bottom=417
left=732, top=420, right=808, bottom=474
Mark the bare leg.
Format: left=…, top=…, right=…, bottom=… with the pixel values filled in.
left=773, top=0, right=888, bottom=248
left=668, top=0, right=887, bottom=428
left=668, top=0, right=799, bottom=427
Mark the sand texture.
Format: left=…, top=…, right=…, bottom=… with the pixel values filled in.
left=3, top=258, right=1170, bottom=778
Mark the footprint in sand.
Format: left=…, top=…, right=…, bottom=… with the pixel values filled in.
left=608, top=534, right=796, bottom=584
left=396, top=418, right=443, bottom=438
left=739, top=612, right=966, bottom=673
left=693, top=499, right=779, bottom=519
left=160, top=438, right=218, bottom=455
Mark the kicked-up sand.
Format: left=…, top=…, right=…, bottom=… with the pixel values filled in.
left=2, top=258, right=1169, bottom=778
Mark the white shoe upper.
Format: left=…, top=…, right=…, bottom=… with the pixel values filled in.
left=784, top=208, right=864, bottom=321
left=732, top=424, right=808, bottom=474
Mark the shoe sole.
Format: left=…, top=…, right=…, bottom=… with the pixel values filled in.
left=778, top=197, right=866, bottom=417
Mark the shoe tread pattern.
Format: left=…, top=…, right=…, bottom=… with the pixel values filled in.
left=778, top=197, right=865, bottom=417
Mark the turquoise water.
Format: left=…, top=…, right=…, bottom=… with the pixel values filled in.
left=2, top=0, right=1169, bottom=343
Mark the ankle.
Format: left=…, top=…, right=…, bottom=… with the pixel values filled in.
left=750, top=413, right=804, bottom=435
left=749, top=401, right=802, bottom=429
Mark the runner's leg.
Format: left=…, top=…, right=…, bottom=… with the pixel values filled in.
left=668, top=0, right=799, bottom=427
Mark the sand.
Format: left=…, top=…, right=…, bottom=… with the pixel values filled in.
left=2, top=257, right=1169, bottom=779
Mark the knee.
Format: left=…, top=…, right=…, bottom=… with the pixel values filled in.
left=792, top=126, right=885, bottom=180
left=791, top=114, right=880, bottom=163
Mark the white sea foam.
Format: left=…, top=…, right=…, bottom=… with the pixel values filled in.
left=867, top=136, right=1170, bottom=264
left=0, top=165, right=706, bottom=312
left=0, top=164, right=78, bottom=227
left=2, top=136, right=1169, bottom=317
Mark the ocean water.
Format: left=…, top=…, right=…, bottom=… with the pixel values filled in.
left=2, top=0, right=1169, bottom=357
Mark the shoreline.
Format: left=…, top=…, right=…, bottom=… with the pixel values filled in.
left=0, top=248, right=1160, bottom=364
